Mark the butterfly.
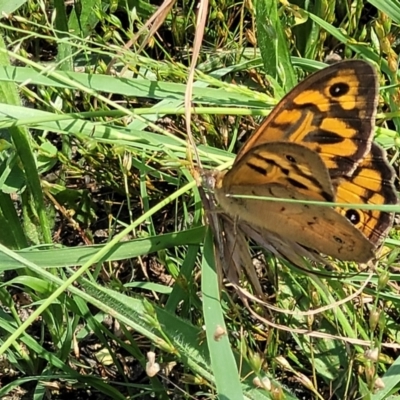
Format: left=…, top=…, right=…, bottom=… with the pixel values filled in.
left=212, top=60, right=398, bottom=263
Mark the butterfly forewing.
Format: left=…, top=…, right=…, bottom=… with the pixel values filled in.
left=237, top=60, right=378, bottom=178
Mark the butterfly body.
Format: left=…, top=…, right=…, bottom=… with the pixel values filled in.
left=214, top=60, right=398, bottom=262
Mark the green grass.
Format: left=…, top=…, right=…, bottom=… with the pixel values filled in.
left=0, top=0, right=399, bottom=399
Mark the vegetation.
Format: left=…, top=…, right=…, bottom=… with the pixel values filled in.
left=0, top=0, right=399, bottom=399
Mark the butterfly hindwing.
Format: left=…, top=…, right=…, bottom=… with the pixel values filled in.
left=335, top=142, right=397, bottom=245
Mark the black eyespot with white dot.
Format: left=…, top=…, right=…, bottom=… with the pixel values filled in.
left=345, top=209, right=361, bottom=225
left=330, top=82, right=350, bottom=97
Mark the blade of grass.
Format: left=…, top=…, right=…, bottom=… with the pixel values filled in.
left=0, top=36, right=52, bottom=245
left=255, top=0, right=296, bottom=90
left=368, top=0, right=400, bottom=24
left=202, top=227, right=244, bottom=399
left=371, top=355, right=400, bottom=399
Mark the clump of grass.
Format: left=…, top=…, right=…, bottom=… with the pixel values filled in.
left=0, top=1, right=399, bottom=399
